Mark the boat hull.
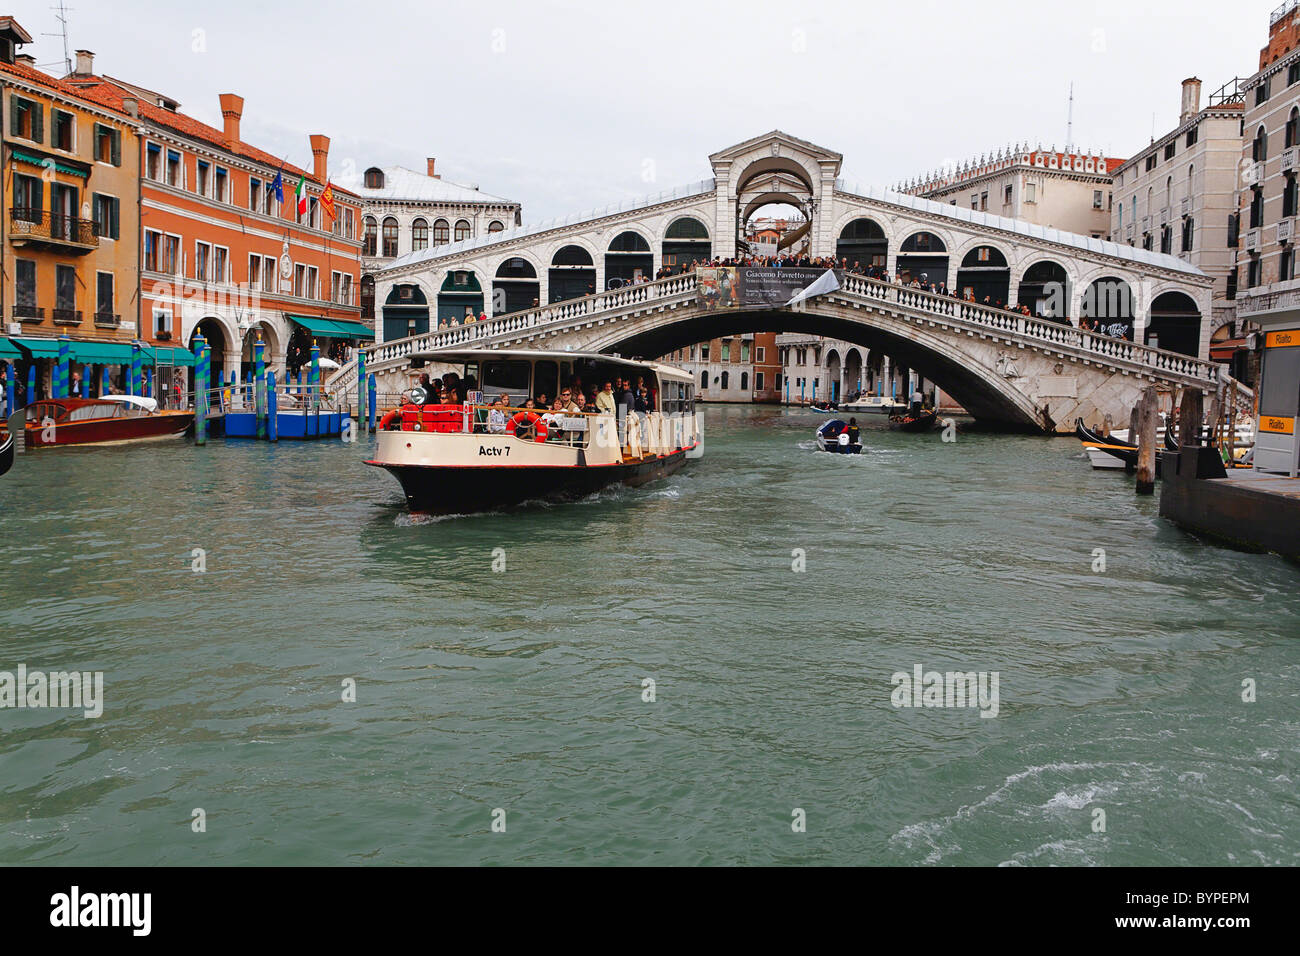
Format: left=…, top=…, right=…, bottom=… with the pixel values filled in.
left=368, top=447, right=693, bottom=514
left=0, top=431, right=12, bottom=477
left=25, top=410, right=193, bottom=447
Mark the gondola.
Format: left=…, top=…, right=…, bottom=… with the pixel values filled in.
left=809, top=400, right=838, bottom=413
left=1075, top=418, right=1138, bottom=469
left=887, top=409, right=938, bottom=432
left=0, top=428, right=12, bottom=478
left=816, top=418, right=862, bottom=454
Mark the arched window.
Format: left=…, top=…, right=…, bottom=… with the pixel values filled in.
left=363, top=167, right=385, bottom=189
left=721, top=370, right=729, bottom=390
left=1165, top=176, right=1172, bottom=208
left=488, top=220, right=505, bottom=233
left=900, top=231, right=945, bottom=252
left=362, top=216, right=377, bottom=257
left=1187, top=165, right=1195, bottom=199
left=381, top=217, right=398, bottom=258
left=740, top=371, right=749, bottom=392
left=665, top=217, right=709, bottom=240
left=1254, top=125, right=1268, bottom=162
left=1287, top=108, right=1299, bottom=149
left=608, top=230, right=651, bottom=252
left=433, top=219, right=449, bottom=245
left=454, top=219, right=471, bottom=242
left=411, top=218, right=429, bottom=251
left=700, top=370, right=707, bottom=390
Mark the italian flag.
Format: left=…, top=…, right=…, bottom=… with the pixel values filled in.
left=294, top=177, right=307, bottom=216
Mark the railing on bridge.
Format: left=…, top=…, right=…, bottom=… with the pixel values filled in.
left=333, top=268, right=1250, bottom=413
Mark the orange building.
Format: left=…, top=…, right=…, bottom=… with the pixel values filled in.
left=64, top=51, right=366, bottom=389
left=1, top=19, right=141, bottom=396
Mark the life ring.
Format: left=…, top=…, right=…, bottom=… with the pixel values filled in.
left=379, top=409, right=400, bottom=430
left=507, top=411, right=548, bottom=442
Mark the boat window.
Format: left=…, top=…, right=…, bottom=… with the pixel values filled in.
left=479, top=360, right=532, bottom=400
left=534, top=360, right=559, bottom=402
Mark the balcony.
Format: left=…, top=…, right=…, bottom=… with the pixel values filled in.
left=1245, top=161, right=1265, bottom=186
left=1125, top=222, right=1135, bottom=240
left=1246, top=228, right=1261, bottom=252
left=1159, top=207, right=1170, bottom=226
left=1180, top=196, right=1191, bottom=217
left=12, top=304, right=44, bottom=323
left=1279, top=219, right=1294, bottom=243
left=1283, top=146, right=1299, bottom=172
left=9, top=208, right=99, bottom=254
left=52, top=309, right=82, bottom=326
left=94, top=312, right=120, bottom=328
left=1141, top=215, right=1150, bottom=231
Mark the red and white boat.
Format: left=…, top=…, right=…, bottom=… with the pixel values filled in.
left=366, top=349, right=702, bottom=514
left=23, top=395, right=193, bottom=447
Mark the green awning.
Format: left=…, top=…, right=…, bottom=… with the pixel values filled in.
left=9, top=339, right=192, bottom=366
left=10, top=148, right=90, bottom=179
left=0, top=338, right=22, bottom=361
left=146, top=346, right=196, bottom=367
left=68, top=342, right=139, bottom=365
left=287, top=314, right=375, bottom=340
left=12, top=338, right=63, bottom=358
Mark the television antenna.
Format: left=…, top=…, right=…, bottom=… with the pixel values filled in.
left=40, top=0, right=74, bottom=75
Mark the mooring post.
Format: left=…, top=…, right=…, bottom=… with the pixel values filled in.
left=309, top=341, right=321, bottom=415
left=1178, top=387, right=1203, bottom=448
left=367, top=373, right=376, bottom=432
left=25, top=365, right=34, bottom=406
left=131, top=340, right=143, bottom=397
left=193, top=335, right=208, bottom=447
left=254, top=337, right=267, bottom=440
left=267, top=370, right=278, bottom=442
left=1136, top=386, right=1157, bottom=495
left=98, top=365, right=107, bottom=398
left=1205, top=384, right=1224, bottom=453
left=55, top=336, right=70, bottom=399
left=357, top=350, right=367, bottom=434
left=144, top=366, right=153, bottom=399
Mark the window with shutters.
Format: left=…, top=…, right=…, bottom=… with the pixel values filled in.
left=195, top=242, right=211, bottom=281
left=92, top=194, right=119, bottom=239
left=215, top=167, right=228, bottom=203
left=12, top=174, right=42, bottom=221
left=10, top=96, right=42, bottom=142
left=93, top=123, right=121, bottom=165
left=96, top=272, right=114, bottom=318
left=52, top=109, right=74, bottom=151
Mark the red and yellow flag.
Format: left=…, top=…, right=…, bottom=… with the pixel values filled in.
left=321, top=182, right=336, bottom=221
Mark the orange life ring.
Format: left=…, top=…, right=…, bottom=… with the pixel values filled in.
left=379, top=409, right=400, bottom=430
left=507, top=411, right=548, bottom=442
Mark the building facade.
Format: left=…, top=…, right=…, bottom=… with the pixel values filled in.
left=64, top=50, right=366, bottom=389
left=903, top=145, right=1122, bottom=239
left=355, top=161, right=521, bottom=340
left=1110, top=77, right=1246, bottom=361
left=1, top=20, right=140, bottom=394
left=664, top=332, right=780, bottom=402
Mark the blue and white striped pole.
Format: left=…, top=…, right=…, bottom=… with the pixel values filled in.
left=254, top=337, right=266, bottom=440
left=266, top=370, right=278, bottom=442
left=193, top=334, right=208, bottom=446
left=55, top=336, right=70, bottom=399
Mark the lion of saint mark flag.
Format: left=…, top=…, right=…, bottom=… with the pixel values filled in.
left=320, top=182, right=335, bottom=221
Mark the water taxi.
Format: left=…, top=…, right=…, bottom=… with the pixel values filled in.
left=22, top=396, right=193, bottom=447
left=366, top=349, right=702, bottom=514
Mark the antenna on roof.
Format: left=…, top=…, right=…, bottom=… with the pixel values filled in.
left=43, top=0, right=74, bottom=76
left=1065, top=82, right=1075, bottom=155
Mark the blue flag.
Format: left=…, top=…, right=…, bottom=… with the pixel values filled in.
left=270, top=167, right=284, bottom=203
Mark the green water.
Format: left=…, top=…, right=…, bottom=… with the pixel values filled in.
left=0, top=405, right=1296, bottom=865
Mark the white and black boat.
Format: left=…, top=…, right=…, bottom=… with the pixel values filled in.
left=816, top=418, right=862, bottom=454
left=366, top=349, right=702, bottom=514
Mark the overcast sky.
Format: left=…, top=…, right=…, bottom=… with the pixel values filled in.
left=9, top=0, right=1275, bottom=220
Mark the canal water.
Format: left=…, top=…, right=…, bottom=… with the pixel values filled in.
left=0, top=405, right=1296, bottom=866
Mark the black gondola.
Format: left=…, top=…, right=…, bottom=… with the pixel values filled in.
left=888, top=409, right=938, bottom=432
left=0, top=429, right=13, bottom=478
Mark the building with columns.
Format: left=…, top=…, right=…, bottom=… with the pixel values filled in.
left=1111, top=76, right=1247, bottom=365
left=63, top=50, right=366, bottom=390
left=355, top=161, right=521, bottom=340
left=902, top=145, right=1123, bottom=240
left=374, top=130, right=1212, bottom=361
left=664, top=332, right=780, bottom=402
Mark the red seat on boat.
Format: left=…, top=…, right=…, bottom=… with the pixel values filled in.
left=400, top=404, right=466, bottom=433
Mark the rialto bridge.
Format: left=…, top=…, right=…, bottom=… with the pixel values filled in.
left=333, top=131, right=1245, bottom=431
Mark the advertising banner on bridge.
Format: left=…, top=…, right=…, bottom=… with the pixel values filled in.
left=697, top=266, right=844, bottom=310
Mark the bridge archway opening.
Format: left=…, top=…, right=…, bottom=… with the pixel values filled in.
left=493, top=257, right=540, bottom=315
left=836, top=218, right=887, bottom=274
left=1147, top=290, right=1201, bottom=356
left=897, top=231, right=948, bottom=287
left=189, top=317, right=229, bottom=383
left=549, top=245, right=596, bottom=303
left=383, top=283, right=430, bottom=340
left=1017, top=260, right=1069, bottom=320
left=843, top=347, right=864, bottom=398
left=826, top=348, right=841, bottom=402
left=438, top=271, right=482, bottom=326
left=956, top=245, right=1010, bottom=306
left=605, top=231, right=653, bottom=288
left=744, top=201, right=808, bottom=257
left=662, top=216, right=711, bottom=273
left=1081, top=276, right=1135, bottom=339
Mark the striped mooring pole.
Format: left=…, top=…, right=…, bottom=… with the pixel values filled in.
left=26, top=365, right=35, bottom=406
left=254, top=337, right=267, bottom=440
left=193, top=334, right=208, bottom=446
left=367, top=373, right=376, bottom=432
left=55, top=336, right=70, bottom=399
left=309, top=341, right=321, bottom=413
left=357, top=349, right=367, bottom=433
left=130, top=341, right=143, bottom=397
left=99, top=365, right=109, bottom=397
left=266, top=370, right=278, bottom=442
left=144, top=366, right=153, bottom=399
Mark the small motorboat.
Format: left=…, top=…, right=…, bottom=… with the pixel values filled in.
left=888, top=409, right=938, bottom=432
left=840, top=395, right=905, bottom=416
left=23, top=396, right=193, bottom=447
left=816, top=418, right=862, bottom=454
left=809, top=400, right=838, bottom=413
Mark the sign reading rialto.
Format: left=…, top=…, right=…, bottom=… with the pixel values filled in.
left=698, top=267, right=843, bottom=310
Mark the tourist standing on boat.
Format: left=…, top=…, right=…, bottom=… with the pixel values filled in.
left=910, top=386, right=923, bottom=416
left=596, top=382, right=617, bottom=415
left=847, top=418, right=860, bottom=447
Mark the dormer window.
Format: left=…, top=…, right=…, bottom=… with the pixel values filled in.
left=363, top=167, right=385, bottom=189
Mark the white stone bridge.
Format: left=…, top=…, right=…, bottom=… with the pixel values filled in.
left=331, top=270, right=1245, bottom=432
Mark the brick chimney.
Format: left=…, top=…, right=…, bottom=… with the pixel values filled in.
left=427, top=157, right=440, bottom=179
left=1180, top=77, right=1202, bottom=124
left=73, top=49, right=93, bottom=76
left=15, top=53, right=35, bottom=67
left=310, top=134, right=330, bottom=182
left=218, top=93, right=243, bottom=150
